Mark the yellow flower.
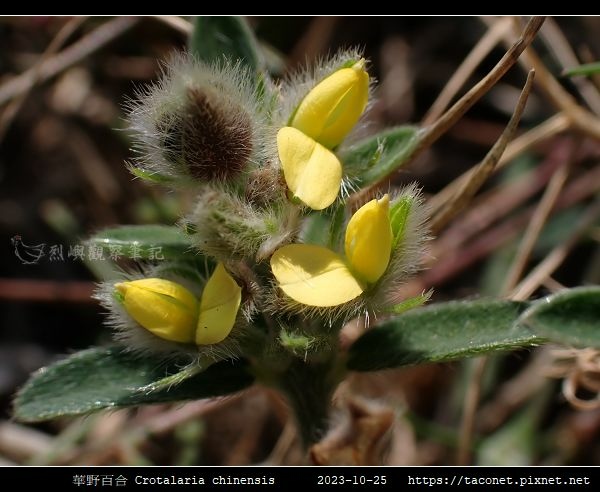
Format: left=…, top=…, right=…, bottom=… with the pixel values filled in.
left=277, top=59, right=369, bottom=210
left=345, top=194, right=393, bottom=283
left=271, top=195, right=391, bottom=307
left=270, top=243, right=364, bottom=307
left=195, top=263, right=242, bottom=345
left=115, top=278, right=198, bottom=343
left=115, top=263, right=241, bottom=345
left=277, top=126, right=342, bottom=211
left=291, top=59, right=369, bottom=149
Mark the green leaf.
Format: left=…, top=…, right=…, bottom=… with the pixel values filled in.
left=520, top=287, right=600, bottom=348
left=88, top=225, right=194, bottom=260
left=340, top=126, right=420, bottom=186
left=14, top=347, right=254, bottom=422
left=347, top=300, right=540, bottom=371
left=327, top=204, right=347, bottom=250
left=563, top=61, right=600, bottom=77
left=384, top=291, right=432, bottom=315
left=299, top=204, right=347, bottom=250
left=190, top=16, right=263, bottom=72
left=390, top=193, right=416, bottom=249
left=299, top=212, right=331, bottom=247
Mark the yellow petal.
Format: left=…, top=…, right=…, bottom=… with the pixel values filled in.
left=115, top=278, right=198, bottom=343
left=277, top=126, right=342, bottom=210
left=345, top=194, right=392, bottom=283
left=271, top=244, right=364, bottom=307
left=196, top=263, right=242, bottom=345
left=291, top=60, right=369, bottom=149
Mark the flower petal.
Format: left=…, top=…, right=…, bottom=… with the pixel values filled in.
left=271, top=244, right=364, bottom=307
left=345, top=194, right=392, bottom=283
left=115, top=278, right=198, bottom=343
left=196, top=263, right=242, bottom=345
left=291, top=61, right=369, bottom=149
left=277, top=126, right=342, bottom=210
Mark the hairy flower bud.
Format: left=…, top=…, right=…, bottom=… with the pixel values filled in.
left=180, top=86, right=253, bottom=181
left=115, top=278, right=198, bottom=343
left=127, top=55, right=265, bottom=184
left=270, top=195, right=392, bottom=308
left=345, top=195, right=392, bottom=283
left=191, top=187, right=298, bottom=262
left=276, top=59, right=370, bottom=210
left=291, top=59, right=369, bottom=149
left=115, top=264, right=242, bottom=346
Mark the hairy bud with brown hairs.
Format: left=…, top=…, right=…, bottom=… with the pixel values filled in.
left=181, top=87, right=253, bottom=181
left=126, top=54, right=267, bottom=185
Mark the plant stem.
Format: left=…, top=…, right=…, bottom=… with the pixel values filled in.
left=278, top=357, right=340, bottom=449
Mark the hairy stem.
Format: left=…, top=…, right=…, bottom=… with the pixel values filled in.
left=278, top=356, right=341, bottom=449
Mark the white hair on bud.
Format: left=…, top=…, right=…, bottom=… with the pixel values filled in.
left=125, top=52, right=273, bottom=184
left=368, top=184, right=431, bottom=309
left=93, top=261, right=250, bottom=362
left=264, top=184, right=430, bottom=329
left=263, top=275, right=368, bottom=329
left=275, top=48, right=366, bottom=126
left=274, top=49, right=377, bottom=143
left=189, top=183, right=300, bottom=263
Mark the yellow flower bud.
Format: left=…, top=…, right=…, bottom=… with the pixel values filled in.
left=345, top=194, right=392, bottom=283
left=196, top=263, right=242, bottom=345
left=277, top=126, right=342, bottom=210
left=115, top=263, right=242, bottom=346
left=115, top=278, right=198, bottom=344
left=270, top=195, right=392, bottom=307
left=291, top=60, right=369, bottom=149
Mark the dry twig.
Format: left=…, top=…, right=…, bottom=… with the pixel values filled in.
left=422, top=17, right=513, bottom=125
left=511, top=199, right=600, bottom=300
left=430, top=70, right=535, bottom=234
left=0, top=17, right=88, bottom=141
left=414, top=17, right=545, bottom=161
left=501, top=147, right=574, bottom=293
left=152, top=16, right=193, bottom=35
left=0, top=17, right=139, bottom=107
left=428, top=113, right=570, bottom=214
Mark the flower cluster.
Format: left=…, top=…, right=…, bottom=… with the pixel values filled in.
left=114, top=263, right=241, bottom=345
left=98, top=51, right=428, bottom=363
left=277, top=59, right=369, bottom=210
